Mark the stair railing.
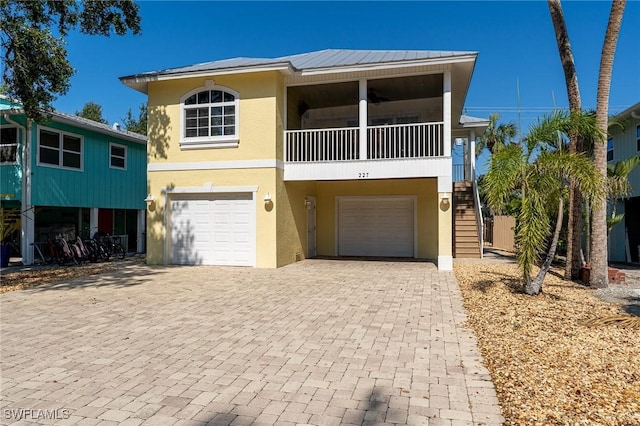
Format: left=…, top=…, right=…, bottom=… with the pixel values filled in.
left=469, top=139, right=484, bottom=258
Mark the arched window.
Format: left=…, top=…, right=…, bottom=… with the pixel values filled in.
left=180, top=86, right=239, bottom=149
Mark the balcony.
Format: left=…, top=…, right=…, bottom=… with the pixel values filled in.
left=283, top=121, right=451, bottom=181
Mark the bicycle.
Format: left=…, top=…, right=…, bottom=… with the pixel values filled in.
left=93, top=232, right=125, bottom=260
left=31, top=242, right=53, bottom=266
left=106, top=234, right=126, bottom=260
left=56, top=235, right=78, bottom=265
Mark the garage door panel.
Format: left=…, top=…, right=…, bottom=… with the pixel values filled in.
left=170, top=193, right=254, bottom=266
left=338, top=197, right=414, bottom=257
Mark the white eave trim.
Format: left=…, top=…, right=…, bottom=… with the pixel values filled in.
left=121, top=63, right=295, bottom=88
left=149, top=159, right=284, bottom=172
left=298, top=54, right=477, bottom=76
left=3, top=109, right=147, bottom=144
left=164, top=183, right=259, bottom=194
left=48, top=114, right=147, bottom=144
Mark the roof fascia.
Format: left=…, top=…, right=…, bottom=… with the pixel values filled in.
left=2, top=101, right=146, bottom=144
left=47, top=112, right=147, bottom=144
left=297, top=54, right=477, bottom=76
left=121, top=63, right=295, bottom=85
left=609, top=101, right=640, bottom=123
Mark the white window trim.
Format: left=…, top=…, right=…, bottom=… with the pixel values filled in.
left=37, top=125, right=84, bottom=171
left=0, top=125, right=19, bottom=165
left=607, top=137, right=614, bottom=162
left=179, top=85, right=240, bottom=150
left=109, top=142, right=127, bottom=170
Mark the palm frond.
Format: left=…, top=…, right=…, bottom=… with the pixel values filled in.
left=482, top=143, right=524, bottom=213
left=516, top=187, right=550, bottom=282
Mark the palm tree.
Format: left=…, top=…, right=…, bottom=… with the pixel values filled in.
left=591, top=0, right=627, bottom=289
left=476, top=113, right=516, bottom=155
left=483, top=111, right=604, bottom=295
left=548, top=0, right=584, bottom=280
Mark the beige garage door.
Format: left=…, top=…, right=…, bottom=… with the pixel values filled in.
left=337, top=196, right=415, bottom=257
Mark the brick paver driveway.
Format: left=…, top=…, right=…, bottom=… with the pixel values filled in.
left=1, top=260, right=503, bottom=425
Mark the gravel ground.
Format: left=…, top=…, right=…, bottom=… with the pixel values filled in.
left=454, top=261, right=640, bottom=426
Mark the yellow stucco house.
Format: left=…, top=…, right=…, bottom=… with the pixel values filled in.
left=120, top=49, right=488, bottom=270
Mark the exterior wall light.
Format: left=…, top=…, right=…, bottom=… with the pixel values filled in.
left=144, top=193, right=156, bottom=211
left=440, top=192, right=450, bottom=210
left=263, top=192, right=272, bottom=202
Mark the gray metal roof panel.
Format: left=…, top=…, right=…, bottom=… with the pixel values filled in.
left=49, top=110, right=147, bottom=142
left=122, top=49, right=477, bottom=80
left=276, top=49, right=476, bottom=69
left=460, top=114, right=490, bottom=124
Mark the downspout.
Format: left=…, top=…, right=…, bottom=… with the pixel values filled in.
left=4, top=114, right=33, bottom=265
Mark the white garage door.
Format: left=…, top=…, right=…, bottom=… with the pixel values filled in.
left=338, top=196, right=415, bottom=257
left=170, top=193, right=254, bottom=266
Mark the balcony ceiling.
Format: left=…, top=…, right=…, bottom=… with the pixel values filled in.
left=288, top=74, right=443, bottom=110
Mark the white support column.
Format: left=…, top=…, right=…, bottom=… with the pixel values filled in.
left=469, top=129, right=476, bottom=180
left=89, top=208, right=99, bottom=237
left=443, top=70, right=452, bottom=158
left=137, top=209, right=145, bottom=253
left=16, top=119, right=34, bottom=265
left=359, top=79, right=368, bottom=160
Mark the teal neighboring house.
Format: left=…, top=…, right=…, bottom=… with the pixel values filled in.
left=0, top=95, right=147, bottom=265
left=607, top=101, right=640, bottom=263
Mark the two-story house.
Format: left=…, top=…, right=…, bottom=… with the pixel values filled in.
left=120, top=49, right=488, bottom=270
left=608, top=101, right=640, bottom=263
left=0, top=96, right=148, bottom=265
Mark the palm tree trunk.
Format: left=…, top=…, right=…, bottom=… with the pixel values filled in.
left=548, top=0, right=584, bottom=280
left=591, top=0, right=626, bottom=289
left=527, top=198, right=564, bottom=295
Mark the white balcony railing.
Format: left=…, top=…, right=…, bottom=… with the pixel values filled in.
left=366, top=122, right=443, bottom=159
left=285, top=127, right=359, bottom=162
left=285, top=122, right=444, bottom=163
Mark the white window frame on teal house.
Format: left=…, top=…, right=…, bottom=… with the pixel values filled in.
left=109, top=142, right=127, bottom=170
left=179, top=83, right=240, bottom=150
left=0, top=125, right=18, bottom=164
left=37, top=126, right=83, bottom=171
left=607, top=137, right=614, bottom=162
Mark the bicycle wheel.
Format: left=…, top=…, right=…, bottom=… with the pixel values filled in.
left=114, top=244, right=126, bottom=260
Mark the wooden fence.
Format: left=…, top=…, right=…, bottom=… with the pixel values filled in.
left=484, top=215, right=516, bottom=252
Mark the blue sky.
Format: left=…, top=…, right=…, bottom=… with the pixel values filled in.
left=55, top=1, right=639, bottom=134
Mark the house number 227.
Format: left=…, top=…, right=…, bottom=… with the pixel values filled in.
left=358, top=172, right=369, bottom=178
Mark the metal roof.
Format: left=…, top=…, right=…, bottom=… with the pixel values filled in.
left=0, top=95, right=147, bottom=144
left=459, top=114, right=490, bottom=126
left=120, top=48, right=477, bottom=81
left=279, top=49, right=476, bottom=70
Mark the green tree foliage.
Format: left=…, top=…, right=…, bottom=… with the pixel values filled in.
left=476, top=113, right=517, bottom=154
left=75, top=101, right=108, bottom=124
left=0, top=0, right=141, bottom=120
left=122, top=102, right=147, bottom=135
left=483, top=111, right=604, bottom=295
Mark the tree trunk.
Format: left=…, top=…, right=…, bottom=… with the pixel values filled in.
left=548, top=0, right=584, bottom=280
left=591, top=0, right=626, bottom=288
left=585, top=196, right=591, bottom=264
left=527, top=198, right=564, bottom=295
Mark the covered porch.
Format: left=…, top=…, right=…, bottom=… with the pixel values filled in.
left=284, top=71, right=455, bottom=182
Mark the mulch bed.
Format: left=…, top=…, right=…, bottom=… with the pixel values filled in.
left=455, top=262, right=640, bottom=426
left=0, top=257, right=143, bottom=294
